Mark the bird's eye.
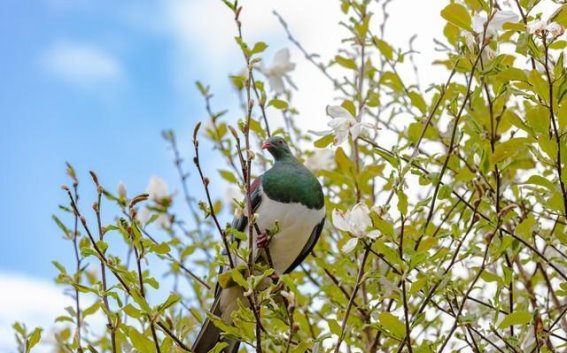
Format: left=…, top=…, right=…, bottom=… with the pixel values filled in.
left=278, top=140, right=283, bottom=144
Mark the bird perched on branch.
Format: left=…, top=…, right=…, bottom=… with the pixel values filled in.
left=192, top=136, right=326, bottom=353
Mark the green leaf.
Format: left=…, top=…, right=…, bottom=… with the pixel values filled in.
left=373, top=148, right=399, bottom=168
left=314, top=134, right=334, bottom=148
left=379, top=312, right=406, bottom=338
left=491, top=138, right=529, bottom=164
left=551, top=4, right=567, bottom=27
left=152, top=242, right=171, bottom=255
left=374, top=37, right=394, bottom=60
left=380, top=71, right=404, bottom=93
left=52, top=261, right=67, bottom=274
left=82, top=302, right=101, bottom=317
left=210, top=342, right=230, bottom=353
left=159, top=293, right=181, bottom=312
left=335, top=147, right=356, bottom=176
left=251, top=42, right=268, bottom=55
left=123, top=304, right=142, bottom=318
left=441, top=4, right=472, bottom=31
left=498, top=311, right=531, bottom=329
left=128, top=327, right=154, bottom=353
left=335, top=55, right=357, bottom=70
left=409, top=277, right=427, bottom=295
left=341, top=100, right=356, bottom=117
left=528, top=70, right=548, bottom=101
left=480, top=271, right=501, bottom=283
left=269, top=99, right=288, bottom=110
left=397, top=191, right=408, bottom=215
left=516, top=214, right=537, bottom=239
left=328, top=319, right=342, bottom=336
left=525, top=175, right=554, bottom=191
left=27, top=328, right=42, bottom=353
left=408, top=92, right=427, bottom=114
left=219, top=169, right=238, bottom=184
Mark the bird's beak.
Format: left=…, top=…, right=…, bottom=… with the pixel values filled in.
left=262, top=140, right=271, bottom=149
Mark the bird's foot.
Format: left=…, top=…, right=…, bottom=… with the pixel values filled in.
left=269, top=272, right=280, bottom=283
left=257, top=231, right=270, bottom=249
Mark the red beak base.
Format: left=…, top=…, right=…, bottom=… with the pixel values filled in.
left=262, top=141, right=271, bottom=150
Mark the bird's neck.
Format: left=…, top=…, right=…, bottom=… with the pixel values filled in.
left=274, top=154, right=297, bottom=164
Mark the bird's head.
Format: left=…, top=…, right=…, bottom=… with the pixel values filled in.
left=262, top=136, right=293, bottom=160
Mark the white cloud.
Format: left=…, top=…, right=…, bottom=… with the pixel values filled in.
left=155, top=0, right=445, bottom=133
left=0, top=271, right=72, bottom=352
left=40, top=41, right=124, bottom=86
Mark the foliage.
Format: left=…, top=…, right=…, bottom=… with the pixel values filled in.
left=16, top=0, right=567, bottom=352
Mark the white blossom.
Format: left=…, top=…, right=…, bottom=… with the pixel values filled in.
left=547, top=22, right=564, bottom=37
left=462, top=31, right=476, bottom=51
left=137, top=207, right=151, bottom=224
left=483, top=46, right=497, bottom=61
left=528, top=21, right=564, bottom=38
left=146, top=176, right=170, bottom=202
left=464, top=11, right=518, bottom=51
left=473, top=11, right=518, bottom=36
left=304, top=149, right=335, bottom=172
left=333, top=203, right=380, bottom=252
left=527, top=20, right=546, bottom=35
left=261, top=48, right=295, bottom=94
left=316, top=105, right=376, bottom=145
left=136, top=207, right=171, bottom=229
left=117, top=181, right=127, bottom=198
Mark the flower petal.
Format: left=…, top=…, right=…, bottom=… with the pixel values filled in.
left=328, top=116, right=348, bottom=129
left=367, top=230, right=381, bottom=240
left=489, top=11, right=518, bottom=32
left=342, top=238, right=359, bottom=253
left=273, top=48, right=291, bottom=67
left=332, top=208, right=351, bottom=232
left=268, top=75, right=285, bottom=94
left=309, top=129, right=333, bottom=137
left=326, top=105, right=354, bottom=120
left=472, top=13, right=486, bottom=34
left=147, top=176, right=169, bottom=201
left=333, top=129, right=349, bottom=145
left=527, top=20, right=546, bottom=34
left=350, top=123, right=362, bottom=140
left=350, top=203, right=372, bottom=233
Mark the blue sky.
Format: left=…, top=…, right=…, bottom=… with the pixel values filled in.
left=0, top=0, right=204, bottom=278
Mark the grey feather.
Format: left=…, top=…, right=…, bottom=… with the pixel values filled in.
left=191, top=296, right=241, bottom=353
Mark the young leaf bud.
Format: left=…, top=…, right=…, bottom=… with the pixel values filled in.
left=193, top=122, right=202, bottom=142
left=89, top=171, right=100, bottom=187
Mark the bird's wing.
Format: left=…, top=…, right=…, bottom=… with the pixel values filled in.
left=193, top=177, right=263, bottom=353
left=231, top=176, right=263, bottom=233
left=283, top=215, right=325, bottom=274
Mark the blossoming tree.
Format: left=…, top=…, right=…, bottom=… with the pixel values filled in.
left=16, top=0, right=567, bottom=352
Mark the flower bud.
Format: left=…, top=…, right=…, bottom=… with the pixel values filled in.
left=234, top=207, right=244, bottom=219
left=247, top=149, right=255, bottom=160
left=498, top=204, right=517, bottom=218
left=117, top=181, right=127, bottom=198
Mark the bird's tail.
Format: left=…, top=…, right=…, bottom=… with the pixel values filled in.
left=192, top=297, right=241, bottom=353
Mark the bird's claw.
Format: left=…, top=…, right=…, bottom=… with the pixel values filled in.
left=269, top=272, right=280, bottom=283
left=257, top=231, right=269, bottom=249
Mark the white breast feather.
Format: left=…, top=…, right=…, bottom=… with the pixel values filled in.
left=253, top=188, right=325, bottom=274
left=219, top=188, right=324, bottom=322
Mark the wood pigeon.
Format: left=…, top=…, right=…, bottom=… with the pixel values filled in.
left=192, top=136, right=326, bottom=353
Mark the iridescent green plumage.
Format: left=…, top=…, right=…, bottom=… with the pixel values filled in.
left=261, top=136, right=324, bottom=210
